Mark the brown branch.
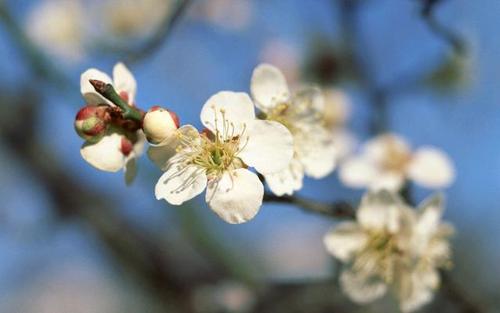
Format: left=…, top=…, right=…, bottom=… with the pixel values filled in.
left=440, top=271, right=486, bottom=313
left=263, top=193, right=356, bottom=219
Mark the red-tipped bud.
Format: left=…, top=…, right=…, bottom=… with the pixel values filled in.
left=142, top=106, right=180, bottom=144
left=74, top=105, right=108, bottom=143
left=120, top=136, right=134, bottom=156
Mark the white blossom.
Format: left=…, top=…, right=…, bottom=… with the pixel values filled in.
left=79, top=63, right=145, bottom=184
left=340, top=133, right=455, bottom=191
left=323, top=190, right=453, bottom=312
left=26, top=0, right=86, bottom=62
left=155, top=91, right=294, bottom=224
left=98, top=0, right=174, bottom=40
left=250, top=64, right=337, bottom=196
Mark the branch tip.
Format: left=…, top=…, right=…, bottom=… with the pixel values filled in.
left=89, top=79, right=108, bottom=93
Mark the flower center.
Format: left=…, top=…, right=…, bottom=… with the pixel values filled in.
left=175, top=108, right=248, bottom=179
left=380, top=138, right=411, bottom=172
left=352, top=231, right=405, bottom=283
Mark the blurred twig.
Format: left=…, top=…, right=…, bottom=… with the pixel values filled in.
left=338, top=0, right=389, bottom=134
left=124, top=0, right=191, bottom=64
left=0, top=1, right=68, bottom=87
left=0, top=92, right=207, bottom=312
left=177, top=204, right=263, bottom=287
left=419, top=0, right=467, bottom=56
left=441, top=271, right=485, bottom=313
left=263, top=193, right=356, bottom=219
left=251, top=279, right=358, bottom=313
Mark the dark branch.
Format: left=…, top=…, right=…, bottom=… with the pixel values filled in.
left=440, top=271, right=485, bottom=313
left=263, top=193, right=356, bottom=219
left=419, top=0, right=467, bottom=56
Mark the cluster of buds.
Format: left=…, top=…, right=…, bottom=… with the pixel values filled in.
left=74, top=105, right=109, bottom=143
left=74, top=62, right=180, bottom=180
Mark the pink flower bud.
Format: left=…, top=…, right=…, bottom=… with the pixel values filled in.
left=120, top=136, right=133, bottom=156
left=74, top=105, right=108, bottom=143
left=142, top=106, right=179, bottom=144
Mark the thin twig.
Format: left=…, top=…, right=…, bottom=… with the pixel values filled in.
left=263, top=193, right=356, bottom=219
left=0, top=1, right=68, bottom=86
left=420, top=0, right=467, bottom=56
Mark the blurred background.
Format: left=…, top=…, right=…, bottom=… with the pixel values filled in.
left=0, top=0, right=498, bottom=312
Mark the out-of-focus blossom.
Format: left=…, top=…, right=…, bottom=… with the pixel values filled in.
left=99, top=0, right=174, bottom=40
left=79, top=63, right=145, bottom=184
left=251, top=64, right=337, bottom=196
left=340, top=133, right=455, bottom=191
left=193, top=281, right=255, bottom=313
left=190, top=0, right=253, bottom=31
left=155, top=91, right=293, bottom=224
left=322, top=88, right=356, bottom=160
left=26, top=0, right=86, bottom=62
left=259, top=40, right=301, bottom=88
left=324, top=190, right=453, bottom=312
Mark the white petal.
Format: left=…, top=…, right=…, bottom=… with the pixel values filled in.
left=113, top=62, right=137, bottom=103
left=238, top=120, right=294, bottom=174
left=80, top=133, right=125, bottom=172
left=155, top=165, right=207, bottom=205
left=290, top=87, right=325, bottom=120
left=264, top=158, right=304, bottom=196
left=250, top=63, right=290, bottom=111
left=412, top=194, right=445, bottom=253
left=357, top=190, right=407, bottom=233
left=148, top=125, right=200, bottom=169
left=206, top=169, right=263, bottom=224
left=323, top=88, right=351, bottom=127
left=200, top=91, right=255, bottom=135
left=124, top=158, right=137, bottom=186
left=80, top=68, right=113, bottom=105
left=363, top=133, right=410, bottom=164
left=148, top=142, right=177, bottom=170
left=417, top=194, right=444, bottom=234
left=369, top=171, right=405, bottom=191
left=331, top=130, right=356, bottom=161
left=295, top=126, right=336, bottom=178
left=427, top=234, right=453, bottom=262
left=132, top=130, right=146, bottom=157
left=340, top=270, right=387, bottom=304
left=407, top=147, right=455, bottom=188
left=398, top=270, right=437, bottom=313
left=339, top=157, right=378, bottom=188
left=323, top=222, right=368, bottom=262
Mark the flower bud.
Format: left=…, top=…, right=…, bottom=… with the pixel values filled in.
left=142, top=106, right=179, bottom=144
left=74, top=105, right=108, bottom=143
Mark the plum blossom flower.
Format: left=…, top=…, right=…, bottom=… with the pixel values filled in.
left=26, top=0, right=86, bottom=62
left=155, top=91, right=294, bottom=224
left=98, top=0, right=174, bottom=41
left=323, top=190, right=453, bottom=312
left=250, top=64, right=337, bottom=196
left=339, top=133, right=455, bottom=191
left=79, top=63, right=145, bottom=184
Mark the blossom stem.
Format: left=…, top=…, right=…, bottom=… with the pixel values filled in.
left=89, top=79, right=144, bottom=122
left=263, top=193, right=355, bottom=219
